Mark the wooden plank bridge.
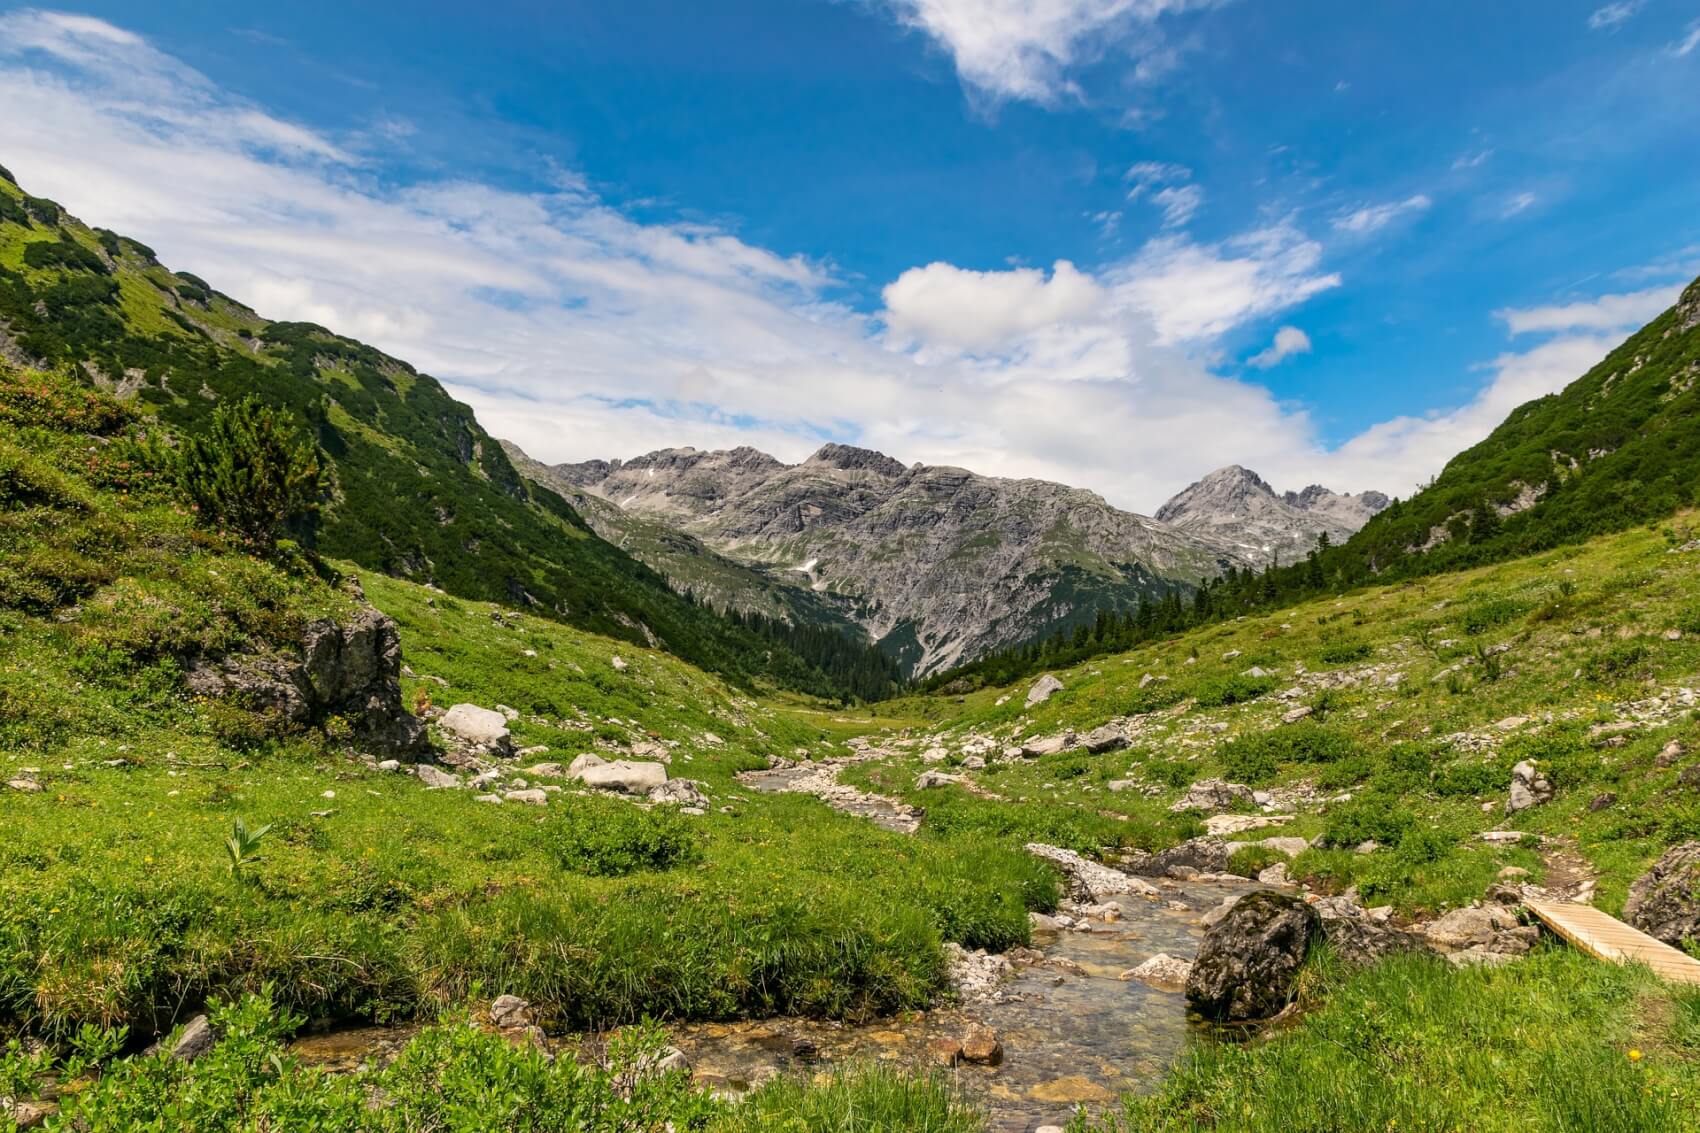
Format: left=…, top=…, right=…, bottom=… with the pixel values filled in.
left=1525, top=900, right=1700, bottom=985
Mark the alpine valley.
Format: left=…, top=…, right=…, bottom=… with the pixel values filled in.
left=6, top=155, right=1700, bottom=1133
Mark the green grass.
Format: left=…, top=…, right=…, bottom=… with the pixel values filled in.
left=1078, top=948, right=1700, bottom=1132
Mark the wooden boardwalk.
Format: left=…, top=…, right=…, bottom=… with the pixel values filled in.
left=1525, top=900, right=1700, bottom=985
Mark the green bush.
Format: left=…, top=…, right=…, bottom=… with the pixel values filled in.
left=1322, top=794, right=1415, bottom=848
left=1316, top=639, right=1371, bottom=665
left=1218, top=724, right=1359, bottom=785
left=1193, top=673, right=1277, bottom=708
left=542, top=797, right=703, bottom=877
left=173, top=395, right=328, bottom=554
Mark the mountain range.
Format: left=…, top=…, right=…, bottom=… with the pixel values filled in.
left=511, top=441, right=1383, bottom=675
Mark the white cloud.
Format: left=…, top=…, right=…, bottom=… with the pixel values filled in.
left=1247, top=325, right=1311, bottom=368
left=1672, top=20, right=1700, bottom=57
left=874, top=0, right=1215, bottom=104
left=881, top=259, right=1106, bottom=354
left=1332, top=194, right=1432, bottom=236
left=1588, top=1, right=1644, bottom=30
left=1112, top=223, right=1340, bottom=343
left=1495, top=285, right=1680, bottom=336
left=1126, top=163, right=1204, bottom=228
left=1451, top=149, right=1493, bottom=171
left=0, top=10, right=1650, bottom=517
left=1500, top=191, right=1538, bottom=217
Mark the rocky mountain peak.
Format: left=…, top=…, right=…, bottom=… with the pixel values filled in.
left=805, top=443, right=909, bottom=478
left=1157, top=466, right=1387, bottom=558
left=1155, top=466, right=1277, bottom=523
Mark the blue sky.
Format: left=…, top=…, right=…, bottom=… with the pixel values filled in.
left=0, top=2, right=1696, bottom=509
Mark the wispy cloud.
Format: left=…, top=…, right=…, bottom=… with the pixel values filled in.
left=1125, top=161, right=1203, bottom=228
left=1500, top=191, right=1537, bottom=218
left=1451, top=148, right=1493, bottom=171
left=1672, top=20, right=1700, bottom=57
left=1495, top=284, right=1680, bottom=335
left=1587, top=1, right=1644, bottom=31
left=1332, top=193, right=1432, bottom=235
left=1247, top=325, right=1311, bottom=368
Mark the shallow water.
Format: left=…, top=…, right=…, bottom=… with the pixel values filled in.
left=666, top=880, right=1248, bottom=1133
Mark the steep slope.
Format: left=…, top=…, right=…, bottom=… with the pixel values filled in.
left=0, top=166, right=860, bottom=694
left=519, top=440, right=1240, bottom=675
left=1156, top=465, right=1388, bottom=560
left=1336, top=272, right=1700, bottom=576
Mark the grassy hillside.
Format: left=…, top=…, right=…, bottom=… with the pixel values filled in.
left=0, top=167, right=880, bottom=700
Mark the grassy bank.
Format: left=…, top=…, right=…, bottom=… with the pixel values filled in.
left=1080, top=947, right=1700, bottom=1132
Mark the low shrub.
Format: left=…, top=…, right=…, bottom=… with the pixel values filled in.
left=1192, top=673, right=1277, bottom=708
left=542, top=797, right=703, bottom=877
left=1322, top=794, right=1415, bottom=848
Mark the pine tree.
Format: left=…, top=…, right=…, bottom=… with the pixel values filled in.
left=174, top=395, right=328, bottom=554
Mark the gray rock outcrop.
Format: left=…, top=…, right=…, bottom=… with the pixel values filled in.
left=1027, top=674, right=1064, bottom=707
left=1506, top=760, right=1553, bottom=813
left=1623, top=842, right=1700, bottom=947
left=185, top=604, right=426, bottom=754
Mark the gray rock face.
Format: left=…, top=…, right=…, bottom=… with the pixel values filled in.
left=650, top=778, right=710, bottom=807
left=1322, top=914, right=1429, bottom=968
left=1186, top=891, right=1319, bottom=1022
left=577, top=760, right=668, bottom=795
left=512, top=442, right=1242, bottom=677
left=1680, top=275, right=1700, bottom=333
left=184, top=604, right=425, bottom=754
left=1025, top=843, right=1159, bottom=903
left=1623, top=842, right=1700, bottom=947
left=1156, top=465, right=1387, bottom=560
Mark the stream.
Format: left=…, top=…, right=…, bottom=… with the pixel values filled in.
left=292, top=757, right=1247, bottom=1132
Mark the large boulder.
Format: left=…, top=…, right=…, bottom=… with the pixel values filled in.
left=577, top=760, right=668, bottom=795
left=437, top=703, right=515, bottom=759
left=1623, top=842, right=1700, bottom=948
left=1027, top=674, right=1064, bottom=707
left=1186, top=891, right=1319, bottom=1022
left=186, top=604, right=426, bottom=754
